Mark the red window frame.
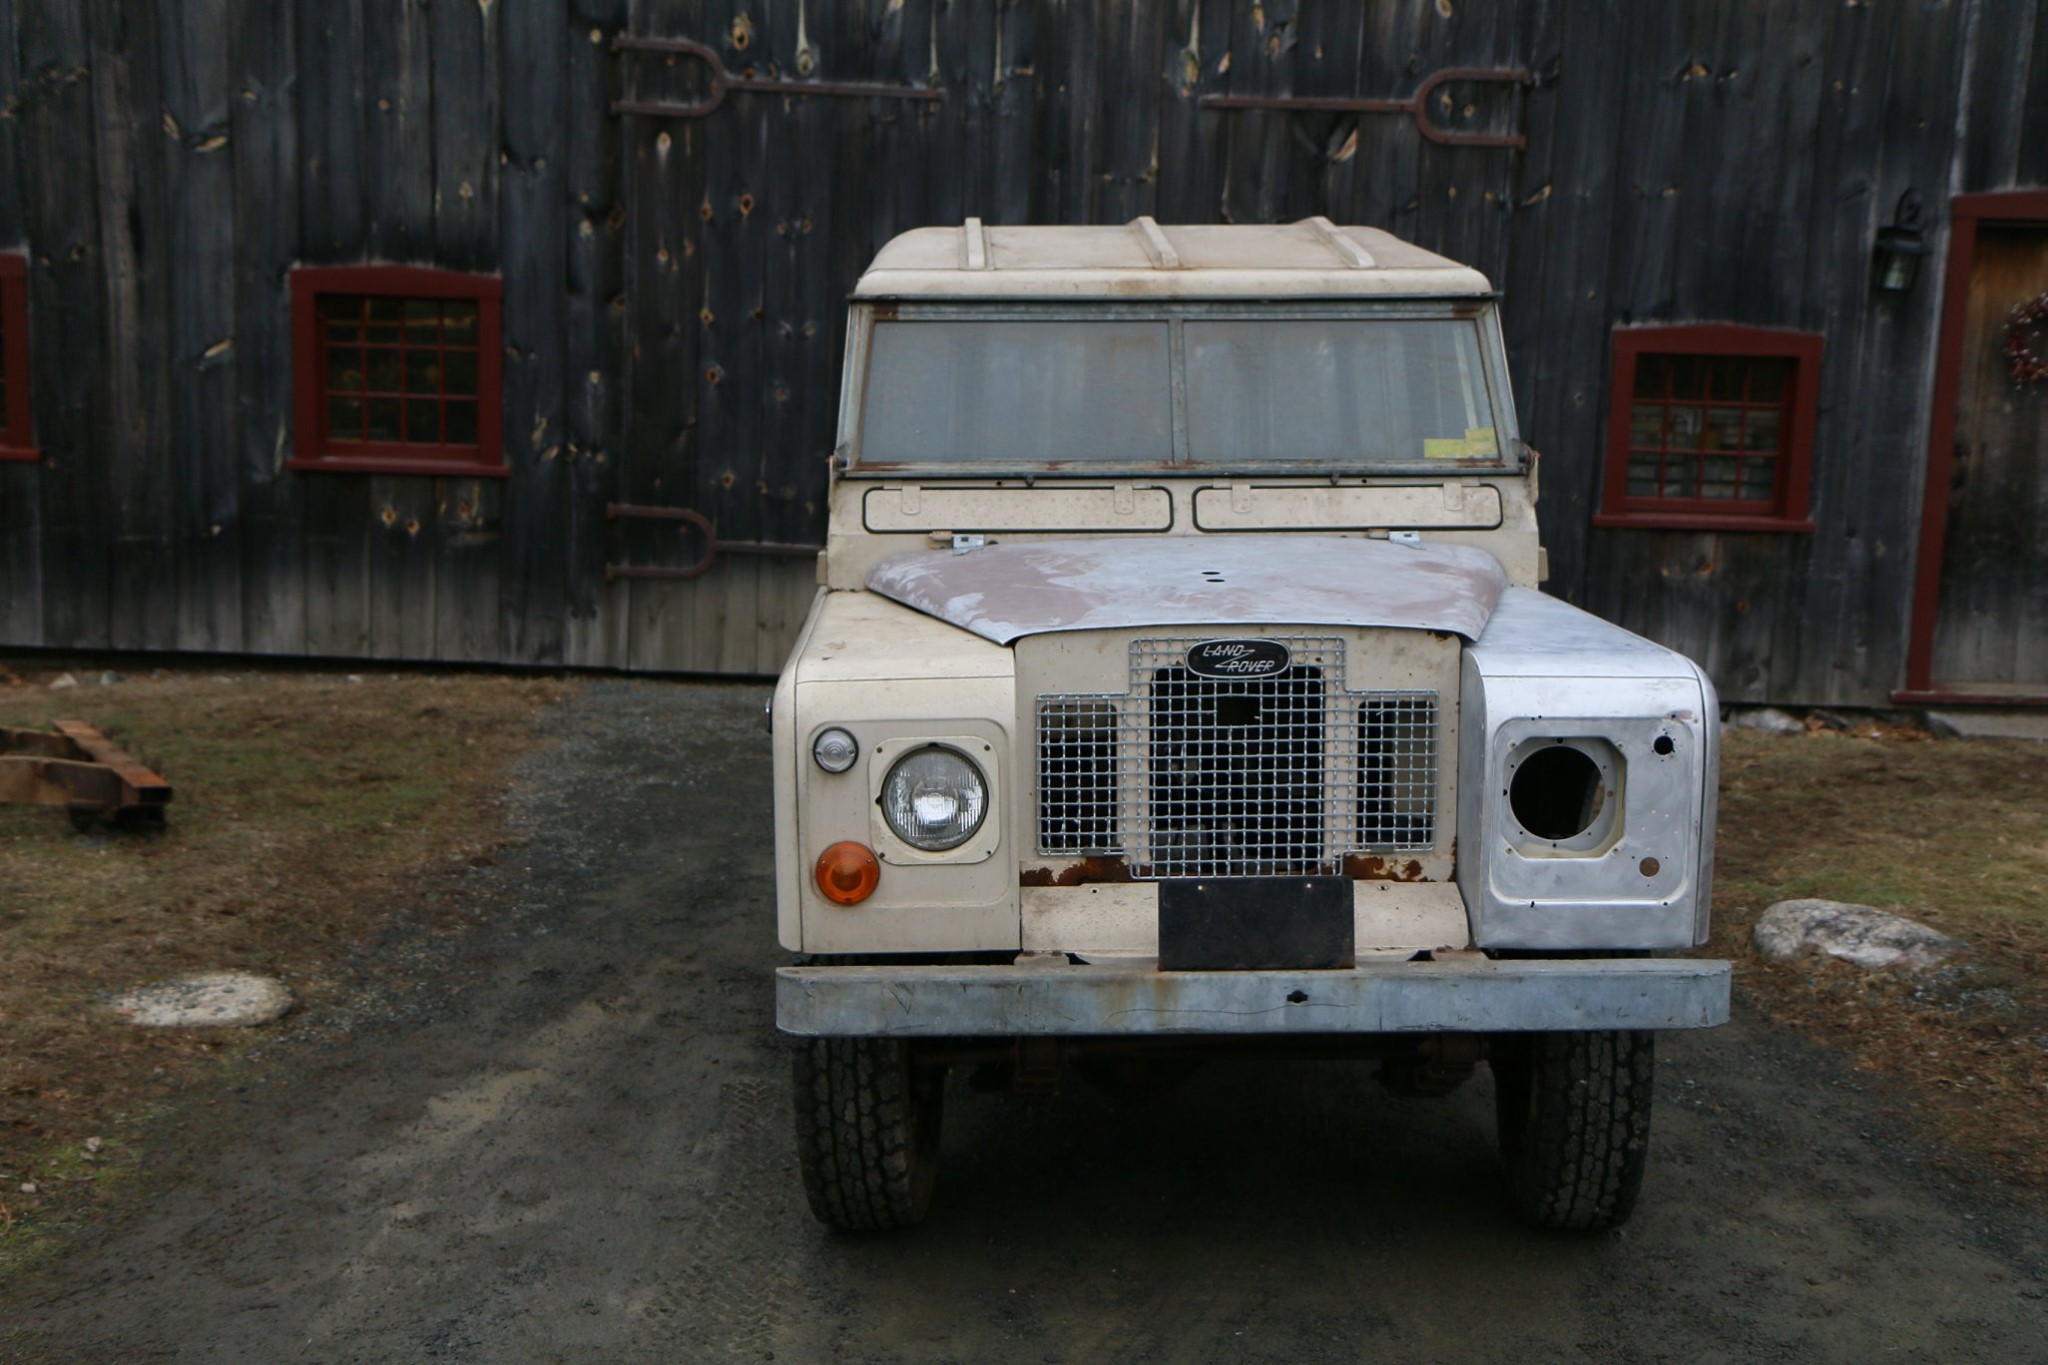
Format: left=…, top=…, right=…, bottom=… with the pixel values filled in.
left=0, top=253, right=36, bottom=462
left=289, top=265, right=506, bottom=477
left=1594, top=324, right=1821, bottom=532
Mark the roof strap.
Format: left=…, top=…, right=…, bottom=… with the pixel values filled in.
left=1307, top=216, right=1375, bottom=269
left=1130, top=216, right=1183, bottom=269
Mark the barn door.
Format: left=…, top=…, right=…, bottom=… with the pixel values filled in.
left=1904, top=194, right=2048, bottom=701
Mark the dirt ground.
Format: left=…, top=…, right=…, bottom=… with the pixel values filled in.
left=3, top=680, right=2047, bottom=1363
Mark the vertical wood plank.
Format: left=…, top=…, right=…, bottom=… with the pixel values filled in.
left=563, top=0, right=627, bottom=668
left=231, top=0, right=305, bottom=654
left=159, top=0, right=244, bottom=652
left=499, top=0, right=570, bottom=664
left=0, top=0, right=42, bottom=646
left=88, top=0, right=174, bottom=651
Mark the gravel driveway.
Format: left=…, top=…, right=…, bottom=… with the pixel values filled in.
left=4, top=680, right=2045, bottom=1363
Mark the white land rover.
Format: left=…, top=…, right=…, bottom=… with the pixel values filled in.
left=771, top=218, right=1729, bottom=1233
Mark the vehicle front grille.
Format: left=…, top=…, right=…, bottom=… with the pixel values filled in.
left=1034, top=637, right=1438, bottom=879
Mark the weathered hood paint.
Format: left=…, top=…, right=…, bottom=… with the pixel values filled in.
left=865, top=536, right=1507, bottom=644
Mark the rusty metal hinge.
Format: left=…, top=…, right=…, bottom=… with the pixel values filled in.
left=1200, top=67, right=1532, bottom=149
left=611, top=35, right=946, bottom=119
left=605, top=503, right=819, bottom=583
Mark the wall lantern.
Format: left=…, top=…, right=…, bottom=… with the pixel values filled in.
left=1873, top=189, right=1930, bottom=294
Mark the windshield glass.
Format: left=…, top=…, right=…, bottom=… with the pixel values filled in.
left=856, top=311, right=1501, bottom=468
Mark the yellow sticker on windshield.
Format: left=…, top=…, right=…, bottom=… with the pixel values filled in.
left=1424, top=427, right=1499, bottom=459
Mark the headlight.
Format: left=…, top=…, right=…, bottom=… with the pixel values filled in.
left=879, top=746, right=988, bottom=851
left=811, top=727, right=859, bottom=773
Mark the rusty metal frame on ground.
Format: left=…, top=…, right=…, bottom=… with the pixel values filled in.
left=0, top=721, right=173, bottom=827
left=610, top=35, right=946, bottom=119
left=604, top=502, right=820, bottom=583
left=1200, top=67, right=1533, bottom=149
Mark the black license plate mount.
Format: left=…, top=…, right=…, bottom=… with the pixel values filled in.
left=1156, top=876, right=1355, bottom=971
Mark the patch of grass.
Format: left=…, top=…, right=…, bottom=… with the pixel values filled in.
left=1710, top=724, right=2048, bottom=1196
left=0, top=664, right=572, bottom=1274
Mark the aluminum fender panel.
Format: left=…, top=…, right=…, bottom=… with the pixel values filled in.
left=776, top=958, right=1732, bottom=1037
left=867, top=535, right=1507, bottom=645
left=1457, top=590, right=1717, bottom=951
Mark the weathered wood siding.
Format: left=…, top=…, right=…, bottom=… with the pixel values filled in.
left=0, top=0, right=2043, bottom=701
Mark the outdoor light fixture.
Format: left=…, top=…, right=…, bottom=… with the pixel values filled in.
left=1873, top=189, right=1931, bottom=294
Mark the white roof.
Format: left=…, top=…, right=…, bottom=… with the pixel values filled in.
left=854, top=217, right=1494, bottom=300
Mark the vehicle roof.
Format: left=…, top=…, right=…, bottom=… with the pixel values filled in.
left=853, top=217, right=1495, bottom=301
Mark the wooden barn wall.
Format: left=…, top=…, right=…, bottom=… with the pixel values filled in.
left=0, top=1, right=2041, bottom=700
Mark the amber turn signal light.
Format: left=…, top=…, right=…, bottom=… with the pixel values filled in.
left=814, top=841, right=880, bottom=906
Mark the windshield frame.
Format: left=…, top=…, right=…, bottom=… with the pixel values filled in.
left=838, top=298, right=1522, bottom=478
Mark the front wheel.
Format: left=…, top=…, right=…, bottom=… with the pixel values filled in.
left=792, top=1037, right=944, bottom=1231
left=1491, top=1029, right=1654, bottom=1232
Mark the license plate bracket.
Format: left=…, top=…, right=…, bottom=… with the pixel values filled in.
left=1157, top=876, right=1355, bottom=971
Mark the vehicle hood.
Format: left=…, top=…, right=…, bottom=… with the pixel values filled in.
left=864, top=535, right=1506, bottom=644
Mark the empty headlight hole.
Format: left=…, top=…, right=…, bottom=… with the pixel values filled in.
left=1510, top=744, right=1604, bottom=841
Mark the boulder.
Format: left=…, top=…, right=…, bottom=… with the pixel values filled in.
left=110, top=972, right=294, bottom=1028
left=1752, top=899, right=1966, bottom=971
left=1727, top=707, right=1804, bottom=734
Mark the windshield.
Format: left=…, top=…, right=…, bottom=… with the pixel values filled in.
left=855, top=309, right=1503, bottom=469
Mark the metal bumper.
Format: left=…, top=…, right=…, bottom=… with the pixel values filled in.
left=776, top=956, right=1731, bottom=1037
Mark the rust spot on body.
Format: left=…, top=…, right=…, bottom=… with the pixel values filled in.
left=1020, top=856, right=1135, bottom=888
left=1342, top=854, right=1428, bottom=882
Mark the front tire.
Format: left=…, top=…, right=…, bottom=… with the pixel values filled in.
left=793, top=1037, right=944, bottom=1231
left=1492, top=1029, right=1654, bottom=1232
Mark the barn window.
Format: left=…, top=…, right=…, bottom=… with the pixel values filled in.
left=1595, top=325, right=1820, bottom=531
left=288, top=266, right=505, bottom=476
left=0, top=253, right=35, bottom=462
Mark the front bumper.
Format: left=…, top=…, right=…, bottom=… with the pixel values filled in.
left=776, top=956, right=1731, bottom=1037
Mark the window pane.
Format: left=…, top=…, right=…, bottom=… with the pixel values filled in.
left=1185, top=318, right=1496, bottom=464
left=1708, top=357, right=1746, bottom=401
left=1748, top=358, right=1788, bottom=402
left=862, top=319, right=1173, bottom=463
left=442, top=302, right=479, bottom=343
left=1744, top=408, right=1782, bottom=453
left=1632, top=355, right=1668, bottom=399
left=444, top=400, right=478, bottom=445
left=326, top=346, right=363, bottom=392
left=405, top=349, right=443, bottom=393
left=444, top=350, right=478, bottom=395
left=327, top=396, right=363, bottom=441
left=1699, top=456, right=1740, bottom=499
left=1665, top=454, right=1698, bottom=495
left=365, top=297, right=402, bottom=344
left=323, top=299, right=365, bottom=343
left=1667, top=356, right=1705, bottom=399
left=1629, top=404, right=1665, bottom=448
left=366, top=349, right=402, bottom=393
left=403, top=299, right=441, bottom=336
left=1665, top=405, right=1705, bottom=450
left=366, top=397, right=403, bottom=442
left=1739, top=459, right=1777, bottom=501
left=1704, top=407, right=1744, bottom=451
left=402, top=399, right=437, bottom=443
left=1626, top=454, right=1662, bottom=497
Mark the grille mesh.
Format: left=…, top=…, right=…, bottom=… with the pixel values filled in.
left=1034, top=637, right=1438, bottom=879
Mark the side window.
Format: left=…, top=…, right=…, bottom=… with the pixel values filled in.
left=1595, top=325, right=1822, bottom=531
left=289, top=266, right=504, bottom=476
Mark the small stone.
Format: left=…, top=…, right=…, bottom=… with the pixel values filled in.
left=20, top=1181, right=36, bottom=1194
left=1753, top=899, right=1967, bottom=971
left=98, top=670, right=122, bottom=686
left=84, top=1137, right=102, bottom=1154
left=1728, top=706, right=1802, bottom=734
left=110, top=972, right=295, bottom=1028
left=346, top=675, right=364, bottom=685
left=48, top=672, right=78, bottom=690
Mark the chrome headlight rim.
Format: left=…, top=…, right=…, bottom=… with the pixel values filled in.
left=878, top=743, right=989, bottom=852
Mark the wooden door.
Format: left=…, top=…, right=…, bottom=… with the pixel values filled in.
left=1928, top=224, right=2048, bottom=690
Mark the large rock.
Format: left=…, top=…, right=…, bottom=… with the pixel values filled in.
left=110, top=972, right=294, bottom=1028
left=1752, top=899, right=1966, bottom=970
